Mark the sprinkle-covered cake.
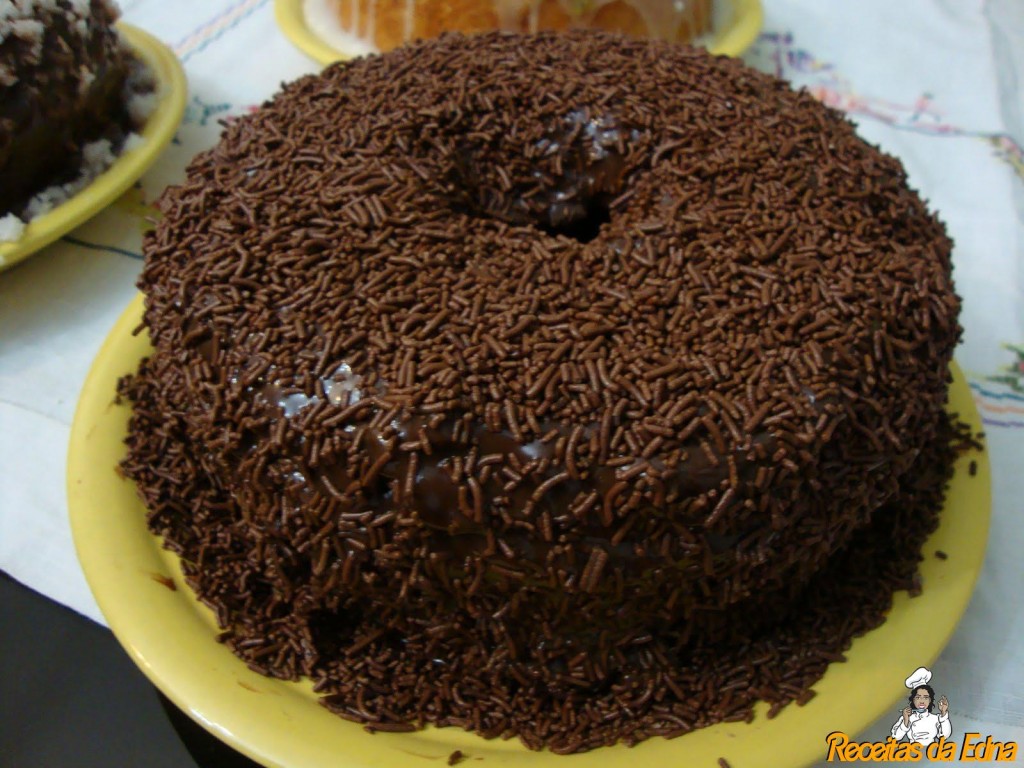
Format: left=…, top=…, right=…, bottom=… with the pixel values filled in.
left=121, top=31, right=963, bottom=752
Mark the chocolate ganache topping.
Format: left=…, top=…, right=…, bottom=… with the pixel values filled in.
left=122, top=31, right=962, bottom=751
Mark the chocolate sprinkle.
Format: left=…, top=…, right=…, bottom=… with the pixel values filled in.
left=120, top=31, right=967, bottom=753
left=150, top=572, right=177, bottom=591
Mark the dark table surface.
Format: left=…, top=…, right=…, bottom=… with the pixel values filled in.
left=0, top=570, right=260, bottom=768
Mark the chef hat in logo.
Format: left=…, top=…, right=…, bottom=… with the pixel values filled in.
left=904, top=667, right=933, bottom=689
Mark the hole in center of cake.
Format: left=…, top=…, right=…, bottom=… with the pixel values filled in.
left=445, top=109, right=634, bottom=245
left=535, top=196, right=612, bottom=244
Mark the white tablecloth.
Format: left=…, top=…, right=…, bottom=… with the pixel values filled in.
left=1, top=0, right=1021, bottom=762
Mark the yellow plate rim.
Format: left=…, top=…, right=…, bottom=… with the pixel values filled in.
left=274, top=0, right=764, bottom=65
left=0, top=25, right=187, bottom=272
left=69, top=293, right=990, bottom=768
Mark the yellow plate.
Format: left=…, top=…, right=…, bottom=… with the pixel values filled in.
left=69, top=293, right=990, bottom=768
left=0, top=25, right=186, bottom=273
left=275, top=0, right=764, bottom=64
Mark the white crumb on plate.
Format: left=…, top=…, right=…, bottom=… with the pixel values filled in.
left=121, top=132, right=146, bottom=153
left=0, top=213, right=26, bottom=243
left=128, top=89, right=160, bottom=125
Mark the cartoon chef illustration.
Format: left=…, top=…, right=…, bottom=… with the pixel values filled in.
left=891, top=667, right=951, bottom=745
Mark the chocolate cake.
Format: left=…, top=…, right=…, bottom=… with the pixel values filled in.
left=0, top=0, right=154, bottom=235
left=121, top=31, right=963, bottom=752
